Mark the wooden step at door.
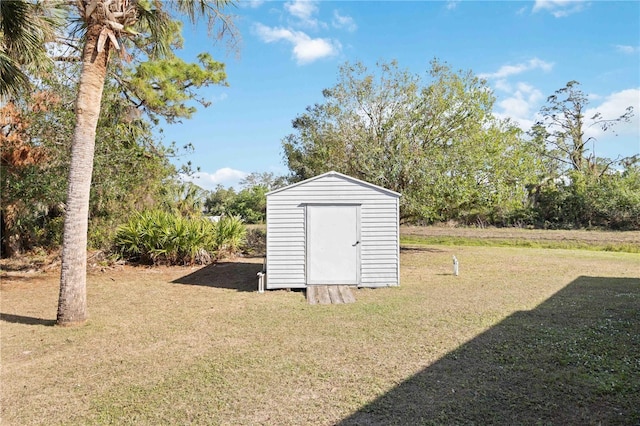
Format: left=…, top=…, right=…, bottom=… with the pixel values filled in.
left=307, top=285, right=356, bottom=305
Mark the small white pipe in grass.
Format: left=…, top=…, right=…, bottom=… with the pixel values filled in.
left=453, top=256, right=459, bottom=276
left=257, top=272, right=265, bottom=293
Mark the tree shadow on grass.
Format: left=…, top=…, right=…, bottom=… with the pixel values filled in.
left=172, top=260, right=264, bottom=292
left=400, top=246, right=446, bottom=253
left=338, top=276, right=640, bottom=425
left=0, top=273, right=54, bottom=283
left=0, top=313, right=55, bottom=326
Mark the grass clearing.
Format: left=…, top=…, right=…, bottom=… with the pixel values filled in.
left=1, top=239, right=639, bottom=424
left=401, top=225, right=640, bottom=253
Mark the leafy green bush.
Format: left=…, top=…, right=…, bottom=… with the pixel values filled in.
left=205, top=185, right=268, bottom=224
left=531, top=167, right=640, bottom=230
left=113, top=211, right=246, bottom=265
left=215, top=216, right=246, bottom=258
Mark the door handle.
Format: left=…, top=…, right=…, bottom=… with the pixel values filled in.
left=352, top=241, right=360, bottom=246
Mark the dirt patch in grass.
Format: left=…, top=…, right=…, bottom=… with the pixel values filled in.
left=1, top=248, right=639, bottom=425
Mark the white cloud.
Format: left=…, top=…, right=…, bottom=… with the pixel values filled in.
left=254, top=25, right=292, bottom=43
left=254, top=23, right=340, bottom=64
left=181, top=168, right=248, bottom=190
left=482, top=58, right=554, bottom=131
left=615, top=44, right=640, bottom=55
left=332, top=11, right=357, bottom=32
left=494, top=82, right=544, bottom=130
left=515, top=82, right=539, bottom=96
left=285, top=0, right=317, bottom=20
left=587, top=92, right=602, bottom=101
left=583, top=88, right=640, bottom=142
left=479, top=58, right=554, bottom=79
left=285, top=0, right=321, bottom=28
left=293, top=37, right=340, bottom=64
left=532, top=0, right=588, bottom=17
left=494, top=79, right=512, bottom=93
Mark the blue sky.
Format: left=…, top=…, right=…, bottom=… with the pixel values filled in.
left=165, top=0, right=640, bottom=190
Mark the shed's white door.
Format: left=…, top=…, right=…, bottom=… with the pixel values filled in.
left=307, top=205, right=360, bottom=285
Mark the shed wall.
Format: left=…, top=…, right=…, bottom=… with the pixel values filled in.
left=266, top=174, right=399, bottom=289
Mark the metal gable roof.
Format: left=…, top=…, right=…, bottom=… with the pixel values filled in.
left=266, top=171, right=401, bottom=198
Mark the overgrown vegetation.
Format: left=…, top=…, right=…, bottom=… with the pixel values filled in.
left=114, top=211, right=245, bottom=265
left=0, top=62, right=231, bottom=258
left=204, top=172, right=289, bottom=224
left=1, top=71, right=177, bottom=256
left=531, top=167, right=640, bottom=230
left=2, top=53, right=638, bottom=265
left=283, top=66, right=638, bottom=229
left=204, top=184, right=268, bottom=224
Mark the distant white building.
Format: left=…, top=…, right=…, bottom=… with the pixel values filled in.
left=265, top=171, right=400, bottom=289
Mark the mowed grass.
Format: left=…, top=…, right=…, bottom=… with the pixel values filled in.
left=401, top=225, right=640, bottom=253
left=1, top=244, right=639, bottom=424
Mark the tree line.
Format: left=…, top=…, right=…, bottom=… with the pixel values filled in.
left=3, top=58, right=638, bottom=262
left=282, top=60, right=639, bottom=229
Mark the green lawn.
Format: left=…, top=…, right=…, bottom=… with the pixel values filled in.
left=1, top=244, right=639, bottom=424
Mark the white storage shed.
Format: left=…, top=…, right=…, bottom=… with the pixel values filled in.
left=265, top=171, right=400, bottom=289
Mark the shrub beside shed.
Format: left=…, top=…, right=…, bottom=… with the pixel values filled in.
left=265, top=171, right=400, bottom=289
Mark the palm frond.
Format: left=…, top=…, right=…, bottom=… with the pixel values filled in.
left=0, top=0, right=67, bottom=99
left=0, top=52, right=30, bottom=99
left=134, top=3, right=175, bottom=59
left=168, top=0, right=239, bottom=51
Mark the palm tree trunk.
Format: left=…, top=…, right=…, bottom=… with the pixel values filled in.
left=57, top=24, right=110, bottom=326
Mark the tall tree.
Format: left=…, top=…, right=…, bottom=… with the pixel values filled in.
left=530, top=80, right=635, bottom=175
left=51, top=0, right=237, bottom=326
left=283, top=60, right=539, bottom=223
left=204, top=184, right=236, bottom=216
left=240, top=171, right=289, bottom=191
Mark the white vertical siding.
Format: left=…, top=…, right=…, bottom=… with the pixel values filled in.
left=265, top=204, right=306, bottom=288
left=266, top=172, right=400, bottom=289
left=360, top=202, right=399, bottom=287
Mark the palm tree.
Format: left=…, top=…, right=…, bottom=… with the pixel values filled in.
left=0, top=0, right=63, bottom=99
left=56, top=0, right=236, bottom=325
